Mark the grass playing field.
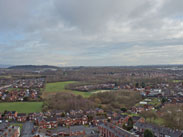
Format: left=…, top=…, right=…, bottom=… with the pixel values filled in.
left=45, top=81, right=76, bottom=92
left=0, top=102, right=43, bottom=113
left=44, top=81, right=92, bottom=98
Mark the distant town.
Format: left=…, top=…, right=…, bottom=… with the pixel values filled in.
left=0, top=65, right=183, bottom=137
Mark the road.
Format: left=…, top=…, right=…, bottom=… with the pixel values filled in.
left=21, top=121, right=34, bottom=137
left=0, top=84, right=12, bottom=90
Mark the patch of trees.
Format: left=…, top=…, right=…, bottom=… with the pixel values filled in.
left=89, top=90, right=142, bottom=111
left=43, top=92, right=95, bottom=112
left=140, top=110, right=157, bottom=122
left=42, top=90, right=142, bottom=112
left=144, top=129, right=154, bottom=137
left=135, top=82, right=146, bottom=88
left=123, top=117, right=133, bottom=131
left=66, top=83, right=116, bottom=92
left=160, top=104, right=183, bottom=130
left=43, top=66, right=170, bottom=85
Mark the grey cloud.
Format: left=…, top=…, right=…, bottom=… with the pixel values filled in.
left=160, top=0, right=183, bottom=17
left=0, top=0, right=43, bottom=31
left=53, top=0, right=154, bottom=32
left=0, top=0, right=183, bottom=66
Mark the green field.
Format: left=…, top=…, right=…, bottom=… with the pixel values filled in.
left=44, top=81, right=92, bottom=97
left=45, top=81, right=76, bottom=92
left=0, top=102, right=43, bottom=113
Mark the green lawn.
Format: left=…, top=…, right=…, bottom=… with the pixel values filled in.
left=0, top=102, right=43, bottom=113
left=148, top=98, right=161, bottom=107
left=44, top=81, right=92, bottom=98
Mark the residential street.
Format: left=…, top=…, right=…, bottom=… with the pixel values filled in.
left=21, top=121, right=34, bottom=137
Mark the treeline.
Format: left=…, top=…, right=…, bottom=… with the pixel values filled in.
left=3, top=66, right=172, bottom=85
left=65, top=83, right=116, bottom=92
left=39, top=66, right=166, bottom=83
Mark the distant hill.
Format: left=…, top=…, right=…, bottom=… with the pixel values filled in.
left=8, top=65, right=60, bottom=70
left=0, top=64, right=11, bottom=68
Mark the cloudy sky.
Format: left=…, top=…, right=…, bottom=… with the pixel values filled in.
left=0, top=0, right=183, bottom=66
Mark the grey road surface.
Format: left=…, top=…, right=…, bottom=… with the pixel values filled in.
left=21, top=121, right=34, bottom=137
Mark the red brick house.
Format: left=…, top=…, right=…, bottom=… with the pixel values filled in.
left=132, top=106, right=145, bottom=113
left=4, top=111, right=18, bottom=120
left=17, top=113, right=27, bottom=122
left=96, top=108, right=104, bottom=114
left=28, top=113, right=36, bottom=121
left=111, top=115, right=130, bottom=126
left=81, top=115, right=88, bottom=125
left=98, top=122, right=136, bottom=137
left=92, top=115, right=107, bottom=126
left=39, top=117, right=58, bottom=129
left=58, top=130, right=86, bottom=137
left=60, top=117, right=73, bottom=126
left=131, top=116, right=145, bottom=124
left=2, top=126, right=20, bottom=137
left=57, top=114, right=89, bottom=126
